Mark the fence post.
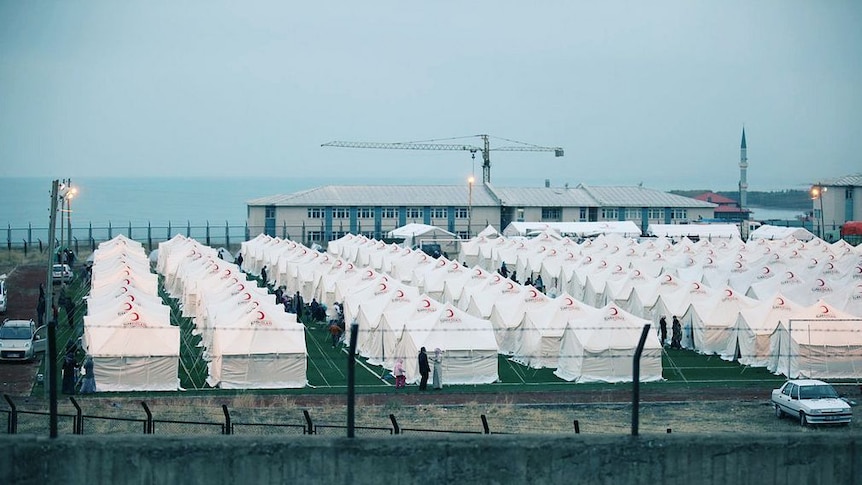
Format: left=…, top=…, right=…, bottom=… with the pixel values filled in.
left=5, top=224, right=9, bottom=250
left=23, top=240, right=27, bottom=257
left=3, top=394, right=17, bottom=434
left=148, top=222, right=152, bottom=252
left=225, top=221, right=230, bottom=248
left=108, top=221, right=112, bottom=239
left=128, top=221, right=132, bottom=239
left=389, top=414, right=400, bottom=435
left=631, top=323, right=651, bottom=436
left=186, top=220, right=190, bottom=237
left=38, top=238, right=43, bottom=253
left=141, top=401, right=154, bottom=434
left=28, top=223, right=32, bottom=246
left=206, top=221, right=211, bottom=246
left=74, top=237, right=79, bottom=254
left=221, top=404, right=232, bottom=435
left=347, top=321, right=359, bottom=438
left=302, top=409, right=314, bottom=435
left=167, top=221, right=172, bottom=240
left=70, top=396, right=83, bottom=434
left=481, top=414, right=490, bottom=434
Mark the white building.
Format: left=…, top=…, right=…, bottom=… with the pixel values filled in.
left=811, top=173, right=862, bottom=241
left=246, top=182, right=716, bottom=246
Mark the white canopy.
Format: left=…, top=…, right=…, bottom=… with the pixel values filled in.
left=503, top=221, right=641, bottom=238
left=648, top=224, right=740, bottom=240
left=748, top=225, right=816, bottom=242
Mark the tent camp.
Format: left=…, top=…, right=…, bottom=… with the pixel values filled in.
left=748, top=225, right=816, bottom=242
left=647, top=224, right=741, bottom=240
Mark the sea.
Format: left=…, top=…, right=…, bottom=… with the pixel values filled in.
left=0, top=176, right=807, bottom=246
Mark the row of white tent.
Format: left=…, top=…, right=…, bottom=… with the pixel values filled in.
left=157, top=235, right=308, bottom=389
left=82, top=235, right=180, bottom=392
left=240, top=234, right=664, bottom=384
left=326, top=231, right=862, bottom=379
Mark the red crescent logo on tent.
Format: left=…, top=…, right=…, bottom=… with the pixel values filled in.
left=130, top=312, right=140, bottom=321
left=609, top=307, right=619, bottom=316
left=124, top=270, right=130, bottom=276
left=776, top=297, right=785, bottom=306
left=383, top=276, right=389, bottom=282
left=665, top=275, right=672, bottom=282
left=737, top=253, right=743, bottom=259
left=438, top=259, right=446, bottom=267
left=735, top=262, right=743, bottom=269
left=585, top=256, right=592, bottom=263
left=366, top=270, right=374, bottom=278
left=820, top=305, right=829, bottom=314
left=817, top=279, right=825, bottom=287
left=224, top=269, right=231, bottom=277
left=857, top=266, right=862, bottom=274
left=379, top=283, right=387, bottom=292
left=336, top=260, right=342, bottom=267
left=567, top=252, right=574, bottom=259
left=123, top=279, right=131, bottom=286
left=826, top=262, right=834, bottom=270
left=600, top=260, right=607, bottom=267
left=474, top=268, right=482, bottom=276
left=725, top=289, right=733, bottom=297
left=707, top=257, right=713, bottom=264
left=128, top=294, right=135, bottom=302
left=549, top=249, right=556, bottom=256
left=396, top=289, right=405, bottom=298
left=693, top=282, right=701, bottom=290
left=786, top=271, right=794, bottom=279
left=120, top=287, right=128, bottom=293
left=257, top=311, right=265, bottom=320
left=762, top=267, right=770, bottom=275
left=446, top=309, right=454, bottom=318
left=615, top=265, right=622, bottom=272
left=422, top=299, right=431, bottom=308
left=506, top=282, right=514, bottom=290
left=792, top=250, right=798, bottom=257
left=123, top=302, right=133, bottom=311
left=634, top=270, right=641, bottom=277
left=565, top=297, right=574, bottom=306
left=348, top=263, right=354, bottom=270
left=540, top=246, right=546, bottom=252
left=301, top=249, right=307, bottom=254
left=251, top=301, right=259, bottom=308
left=530, top=289, right=538, bottom=298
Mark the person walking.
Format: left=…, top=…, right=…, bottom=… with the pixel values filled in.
left=61, top=349, right=77, bottom=395
left=432, top=348, right=444, bottom=390
left=260, top=266, right=268, bottom=287
left=36, top=284, right=46, bottom=327
left=418, top=347, right=430, bottom=390
left=79, top=356, right=96, bottom=394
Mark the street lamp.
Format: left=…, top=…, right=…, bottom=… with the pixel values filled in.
left=810, top=183, right=826, bottom=239
left=56, top=180, right=76, bottom=261
left=467, top=175, right=475, bottom=238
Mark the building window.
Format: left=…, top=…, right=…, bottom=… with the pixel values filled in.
left=516, top=208, right=525, bottom=222
left=406, top=208, right=423, bottom=219
left=541, top=207, right=562, bottom=221
left=382, top=207, right=398, bottom=219
left=307, top=231, right=324, bottom=242
left=265, top=206, right=275, bottom=218
left=847, top=189, right=853, bottom=200
left=671, top=209, right=687, bottom=220
left=307, top=208, right=324, bottom=219
left=625, top=208, right=641, bottom=220
left=357, top=207, right=374, bottom=219
left=333, top=208, right=348, bottom=219
left=430, top=207, right=447, bottom=219
left=454, top=208, right=469, bottom=219
left=579, top=208, right=587, bottom=222
left=331, top=231, right=348, bottom=240
left=601, top=208, right=618, bottom=220
left=648, top=208, right=663, bottom=219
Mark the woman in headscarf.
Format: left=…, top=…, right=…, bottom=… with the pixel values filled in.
left=393, top=358, right=406, bottom=389
left=79, top=356, right=96, bottom=394
left=432, top=348, right=443, bottom=390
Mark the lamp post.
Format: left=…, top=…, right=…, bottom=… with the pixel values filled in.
left=810, top=183, right=826, bottom=239
left=467, top=175, right=475, bottom=238
left=66, top=181, right=76, bottom=249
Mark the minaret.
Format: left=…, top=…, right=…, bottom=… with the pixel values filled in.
left=739, top=127, right=748, bottom=210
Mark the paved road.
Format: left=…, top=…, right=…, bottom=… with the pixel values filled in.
left=0, top=264, right=46, bottom=397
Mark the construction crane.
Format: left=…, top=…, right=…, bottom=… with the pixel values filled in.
left=321, top=134, right=564, bottom=184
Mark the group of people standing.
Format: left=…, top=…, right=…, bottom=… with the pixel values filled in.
left=415, top=346, right=443, bottom=390
left=659, top=315, right=683, bottom=349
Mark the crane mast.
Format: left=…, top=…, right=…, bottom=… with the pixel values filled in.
left=322, top=134, right=563, bottom=184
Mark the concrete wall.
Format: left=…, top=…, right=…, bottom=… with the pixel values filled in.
left=2, top=433, right=859, bottom=485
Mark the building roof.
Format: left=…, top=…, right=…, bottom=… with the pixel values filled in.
left=694, top=191, right=738, bottom=205
left=578, top=185, right=715, bottom=208
left=822, top=173, right=862, bottom=187
left=248, top=183, right=715, bottom=209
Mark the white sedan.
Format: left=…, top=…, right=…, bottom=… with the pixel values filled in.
left=772, top=379, right=852, bottom=426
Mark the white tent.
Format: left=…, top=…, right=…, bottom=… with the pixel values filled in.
left=767, top=301, right=862, bottom=378
left=503, top=221, right=641, bottom=238
left=204, top=309, right=307, bottom=389
left=648, top=224, right=741, bottom=240
left=554, top=304, right=662, bottom=383
left=686, top=287, right=760, bottom=359
left=487, top=287, right=552, bottom=355
left=394, top=303, right=499, bottom=385
left=736, top=294, right=806, bottom=367
left=387, top=223, right=458, bottom=249
left=748, top=225, right=816, bottom=242
left=516, top=294, right=601, bottom=369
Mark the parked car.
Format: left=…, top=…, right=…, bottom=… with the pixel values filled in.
left=0, top=319, right=46, bottom=362
left=52, top=263, right=72, bottom=284
left=0, top=274, right=7, bottom=313
left=772, top=379, right=852, bottom=426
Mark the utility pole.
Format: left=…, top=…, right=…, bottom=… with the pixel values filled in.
left=45, top=180, right=59, bottom=438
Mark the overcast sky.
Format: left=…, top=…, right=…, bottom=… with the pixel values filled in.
left=1, top=1, right=859, bottom=191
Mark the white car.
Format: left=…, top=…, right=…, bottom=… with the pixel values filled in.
left=0, top=319, right=47, bottom=362
left=772, top=379, right=852, bottom=426
left=52, top=264, right=72, bottom=284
